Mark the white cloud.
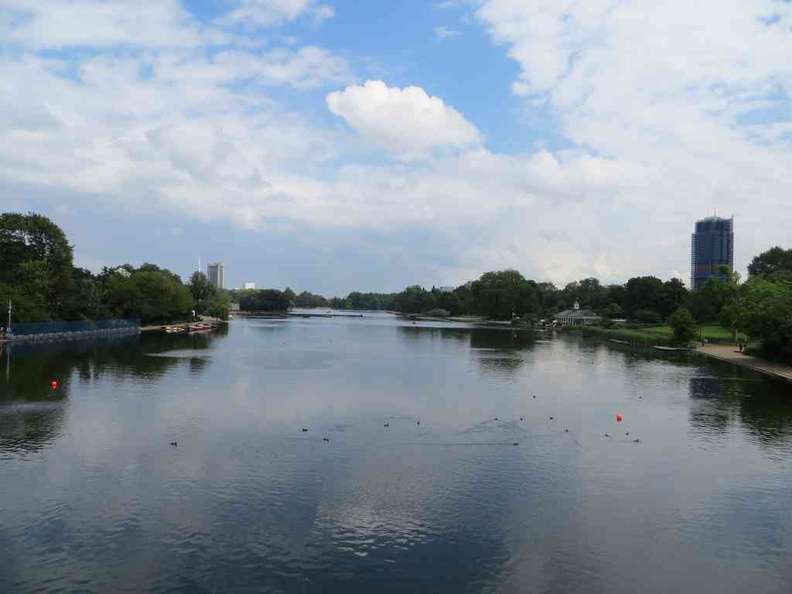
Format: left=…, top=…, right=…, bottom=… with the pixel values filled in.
left=0, top=0, right=215, bottom=48
left=326, top=80, right=482, bottom=159
left=0, top=0, right=790, bottom=290
left=474, top=0, right=792, bottom=279
left=434, top=25, right=461, bottom=38
left=222, top=0, right=334, bottom=29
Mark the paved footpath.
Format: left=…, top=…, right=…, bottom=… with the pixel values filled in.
left=696, top=345, right=792, bottom=383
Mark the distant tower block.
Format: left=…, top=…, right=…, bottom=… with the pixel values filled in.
left=691, top=216, right=734, bottom=291
left=207, top=263, right=226, bottom=289
left=244, top=282, right=256, bottom=290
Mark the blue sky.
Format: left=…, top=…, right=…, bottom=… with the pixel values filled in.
left=0, top=0, right=790, bottom=295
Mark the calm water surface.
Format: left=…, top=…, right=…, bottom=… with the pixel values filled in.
left=1, top=313, right=791, bottom=593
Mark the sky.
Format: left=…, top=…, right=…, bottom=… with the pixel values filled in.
left=0, top=0, right=790, bottom=295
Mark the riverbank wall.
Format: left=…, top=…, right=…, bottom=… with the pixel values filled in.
left=4, top=319, right=140, bottom=343
left=694, top=345, right=792, bottom=383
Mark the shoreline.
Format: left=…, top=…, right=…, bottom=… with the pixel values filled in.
left=693, top=345, right=792, bottom=383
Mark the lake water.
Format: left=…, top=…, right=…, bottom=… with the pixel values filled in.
left=1, top=313, right=791, bottom=593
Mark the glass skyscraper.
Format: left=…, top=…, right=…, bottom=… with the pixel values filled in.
left=691, top=216, right=734, bottom=290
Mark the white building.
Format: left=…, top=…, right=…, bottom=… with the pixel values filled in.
left=554, top=301, right=601, bottom=326
left=244, top=282, right=256, bottom=290
left=207, top=263, right=226, bottom=289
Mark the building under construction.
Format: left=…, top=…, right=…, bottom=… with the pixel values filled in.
left=691, top=216, right=734, bottom=290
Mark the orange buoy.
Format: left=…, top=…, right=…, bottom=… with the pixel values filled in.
left=51, top=380, right=58, bottom=389
left=616, top=414, right=623, bottom=422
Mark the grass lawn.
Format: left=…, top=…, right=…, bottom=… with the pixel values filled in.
left=641, top=325, right=740, bottom=342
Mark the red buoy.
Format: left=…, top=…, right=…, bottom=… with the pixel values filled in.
left=51, top=380, right=58, bottom=389
left=616, top=414, right=623, bottom=422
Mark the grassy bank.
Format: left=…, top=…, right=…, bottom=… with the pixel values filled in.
left=639, top=324, right=742, bottom=344
left=581, top=324, right=743, bottom=347
left=581, top=326, right=674, bottom=346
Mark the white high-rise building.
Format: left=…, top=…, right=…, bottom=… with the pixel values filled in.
left=207, top=263, right=226, bottom=289
left=244, top=282, right=256, bottom=290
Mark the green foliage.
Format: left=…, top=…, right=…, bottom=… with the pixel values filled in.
left=748, top=246, right=792, bottom=277
left=188, top=272, right=216, bottom=312
left=0, top=212, right=74, bottom=316
left=469, top=270, right=540, bottom=320
left=236, top=289, right=291, bottom=312
left=668, top=307, right=698, bottom=346
left=738, top=278, right=792, bottom=364
left=602, top=303, right=623, bottom=319
left=103, top=265, right=194, bottom=325
left=294, top=291, right=329, bottom=308
left=207, top=290, right=231, bottom=321
left=394, top=286, right=434, bottom=314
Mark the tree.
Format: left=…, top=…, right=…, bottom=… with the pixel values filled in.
left=739, top=278, right=792, bottom=363
left=748, top=247, right=792, bottom=277
left=237, top=289, right=290, bottom=312
left=0, top=212, right=74, bottom=316
left=659, top=278, right=688, bottom=319
left=623, top=276, right=664, bottom=321
left=283, top=288, right=296, bottom=307
left=103, top=265, right=194, bottom=324
left=602, top=303, right=623, bottom=319
left=668, top=307, right=698, bottom=346
left=188, top=272, right=216, bottom=313
left=712, top=264, right=742, bottom=341
left=469, top=270, right=540, bottom=320
left=394, top=286, right=435, bottom=314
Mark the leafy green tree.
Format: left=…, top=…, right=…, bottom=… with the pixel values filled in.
left=602, top=303, right=623, bottom=319
left=207, top=290, right=231, bottom=321
left=283, top=288, right=296, bottom=307
left=237, top=289, right=290, bottom=312
left=659, top=278, right=688, bottom=319
left=0, top=212, right=74, bottom=316
left=739, top=278, right=792, bottom=363
left=623, top=276, right=664, bottom=320
left=394, top=286, right=435, bottom=314
left=470, top=270, right=540, bottom=320
left=103, top=265, right=194, bottom=324
left=712, top=264, right=742, bottom=341
left=748, top=247, right=792, bottom=277
left=668, top=307, right=698, bottom=346
left=188, top=272, right=216, bottom=313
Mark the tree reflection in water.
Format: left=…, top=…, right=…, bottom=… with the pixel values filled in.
left=0, top=326, right=228, bottom=453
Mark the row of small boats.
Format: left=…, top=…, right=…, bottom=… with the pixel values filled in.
left=162, top=322, right=218, bottom=334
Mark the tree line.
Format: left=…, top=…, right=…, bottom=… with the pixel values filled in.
left=0, top=213, right=229, bottom=326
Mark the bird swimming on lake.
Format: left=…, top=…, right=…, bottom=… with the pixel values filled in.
left=564, top=428, right=569, bottom=433
left=626, top=431, right=630, bottom=436
left=533, top=395, right=537, bottom=399
left=549, top=416, right=554, bottom=420
left=494, top=417, right=499, bottom=421
left=417, top=421, right=420, bottom=425
left=323, top=437, right=330, bottom=442
left=604, top=433, right=610, bottom=437
left=513, top=442, right=519, bottom=446
left=520, top=417, right=524, bottom=421
left=170, top=441, right=178, bottom=447
left=301, top=428, right=308, bottom=432
left=633, top=438, right=641, bottom=443
left=384, top=422, right=389, bottom=427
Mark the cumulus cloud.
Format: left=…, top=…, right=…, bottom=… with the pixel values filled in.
left=222, top=0, right=334, bottom=29
left=0, top=0, right=790, bottom=289
left=326, top=80, right=482, bottom=159
left=0, top=0, right=215, bottom=48
left=474, top=0, right=792, bottom=279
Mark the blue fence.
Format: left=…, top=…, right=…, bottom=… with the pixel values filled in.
left=8, top=319, right=140, bottom=338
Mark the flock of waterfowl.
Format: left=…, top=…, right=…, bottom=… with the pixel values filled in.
left=282, top=394, right=643, bottom=447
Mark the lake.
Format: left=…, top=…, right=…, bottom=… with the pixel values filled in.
left=1, top=313, right=791, bottom=593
